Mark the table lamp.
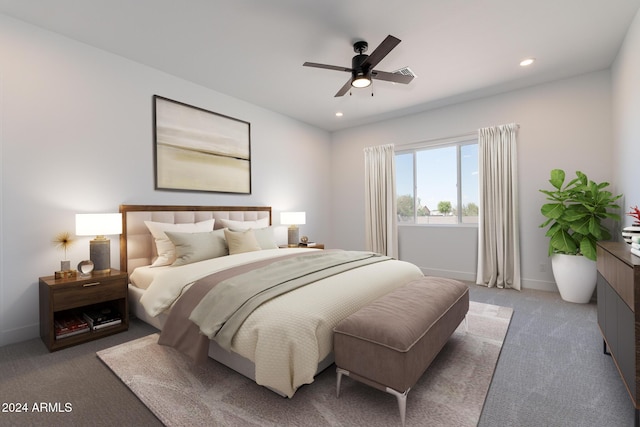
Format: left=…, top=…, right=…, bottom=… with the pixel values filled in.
left=280, top=212, right=306, bottom=247
left=75, top=213, right=122, bottom=274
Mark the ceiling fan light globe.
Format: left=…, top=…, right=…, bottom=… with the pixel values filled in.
left=351, top=76, right=371, bottom=88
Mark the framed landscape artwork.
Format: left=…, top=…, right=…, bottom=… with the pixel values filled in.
left=153, top=95, right=251, bottom=194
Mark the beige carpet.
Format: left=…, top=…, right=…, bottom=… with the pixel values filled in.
left=97, top=301, right=512, bottom=426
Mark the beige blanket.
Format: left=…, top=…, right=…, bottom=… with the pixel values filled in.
left=154, top=249, right=423, bottom=397
left=191, top=251, right=390, bottom=350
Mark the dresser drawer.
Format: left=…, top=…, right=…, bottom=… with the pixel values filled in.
left=598, top=245, right=634, bottom=310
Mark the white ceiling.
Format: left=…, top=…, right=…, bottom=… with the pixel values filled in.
left=1, top=0, right=639, bottom=131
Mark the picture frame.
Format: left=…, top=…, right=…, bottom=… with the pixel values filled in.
left=153, top=95, right=251, bottom=194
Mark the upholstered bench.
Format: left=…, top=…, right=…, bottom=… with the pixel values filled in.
left=333, top=276, right=469, bottom=426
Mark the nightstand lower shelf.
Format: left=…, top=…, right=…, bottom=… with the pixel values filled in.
left=49, top=316, right=128, bottom=351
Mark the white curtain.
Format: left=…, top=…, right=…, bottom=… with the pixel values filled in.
left=476, top=123, right=521, bottom=290
left=364, top=144, right=398, bottom=258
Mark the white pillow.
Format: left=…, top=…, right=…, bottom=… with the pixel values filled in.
left=219, top=217, right=269, bottom=230
left=224, top=228, right=261, bottom=255
left=165, top=229, right=228, bottom=266
left=144, top=219, right=214, bottom=266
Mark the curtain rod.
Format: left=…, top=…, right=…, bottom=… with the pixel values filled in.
left=395, top=123, right=520, bottom=151
left=395, top=131, right=477, bottom=150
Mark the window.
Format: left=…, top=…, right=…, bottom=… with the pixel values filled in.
left=396, top=139, right=478, bottom=225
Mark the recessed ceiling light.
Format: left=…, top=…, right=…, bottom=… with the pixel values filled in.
left=335, top=112, right=343, bottom=117
left=520, top=58, right=535, bottom=67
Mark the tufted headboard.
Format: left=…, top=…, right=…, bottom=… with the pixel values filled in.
left=119, top=205, right=272, bottom=275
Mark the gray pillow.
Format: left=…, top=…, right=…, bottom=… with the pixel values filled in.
left=165, top=229, right=228, bottom=266
left=231, top=226, right=279, bottom=250
left=224, top=228, right=262, bottom=255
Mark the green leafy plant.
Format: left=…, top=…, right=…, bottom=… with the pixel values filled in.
left=539, top=169, right=622, bottom=261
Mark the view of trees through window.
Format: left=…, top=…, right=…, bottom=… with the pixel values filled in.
left=396, top=140, right=479, bottom=224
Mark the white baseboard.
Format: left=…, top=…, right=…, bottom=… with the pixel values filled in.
left=0, top=322, right=40, bottom=347
left=419, top=267, right=559, bottom=293
left=520, top=278, right=559, bottom=293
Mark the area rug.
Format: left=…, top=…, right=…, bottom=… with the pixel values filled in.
left=97, top=301, right=512, bottom=426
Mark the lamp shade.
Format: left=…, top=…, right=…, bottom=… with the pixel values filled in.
left=280, top=212, right=306, bottom=226
left=75, top=213, right=122, bottom=236
left=75, top=213, right=122, bottom=274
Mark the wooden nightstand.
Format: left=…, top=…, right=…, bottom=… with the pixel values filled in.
left=280, top=243, right=325, bottom=249
left=39, top=269, right=129, bottom=351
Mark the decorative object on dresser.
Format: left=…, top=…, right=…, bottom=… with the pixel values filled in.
left=632, top=236, right=640, bottom=258
left=294, top=236, right=323, bottom=248
left=52, top=231, right=75, bottom=274
left=153, top=95, right=251, bottom=194
left=39, top=269, right=128, bottom=351
left=77, top=259, right=94, bottom=276
left=75, top=213, right=123, bottom=274
left=596, top=241, right=640, bottom=424
left=623, top=205, right=640, bottom=244
left=624, top=228, right=640, bottom=246
left=280, top=211, right=306, bottom=247
left=539, top=169, right=622, bottom=303
left=278, top=243, right=324, bottom=249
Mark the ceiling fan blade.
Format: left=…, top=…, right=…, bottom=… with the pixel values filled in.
left=371, top=70, right=414, bottom=84
left=361, top=35, right=401, bottom=70
left=334, top=78, right=353, bottom=97
left=303, top=62, right=352, bottom=73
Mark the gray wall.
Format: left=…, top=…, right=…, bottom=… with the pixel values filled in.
left=612, top=8, right=640, bottom=223
left=0, top=14, right=332, bottom=347
left=330, top=70, right=614, bottom=292
left=2, top=7, right=640, bottom=347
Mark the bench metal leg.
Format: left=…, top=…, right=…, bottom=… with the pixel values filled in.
left=386, top=386, right=410, bottom=427
left=337, top=367, right=410, bottom=426
left=336, top=367, right=349, bottom=398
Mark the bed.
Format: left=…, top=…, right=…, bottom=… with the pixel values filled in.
left=120, top=204, right=424, bottom=397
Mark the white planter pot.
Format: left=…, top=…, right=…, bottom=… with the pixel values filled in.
left=551, top=254, right=597, bottom=303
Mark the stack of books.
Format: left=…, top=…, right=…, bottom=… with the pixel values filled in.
left=82, top=307, right=122, bottom=331
left=631, top=237, right=640, bottom=258
left=54, top=313, right=89, bottom=339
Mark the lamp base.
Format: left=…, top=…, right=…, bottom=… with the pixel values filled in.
left=287, top=226, right=299, bottom=247
left=90, top=238, right=111, bottom=274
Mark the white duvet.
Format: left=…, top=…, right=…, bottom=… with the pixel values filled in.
left=132, top=248, right=424, bottom=397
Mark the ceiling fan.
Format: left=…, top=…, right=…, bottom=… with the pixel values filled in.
left=303, top=35, right=414, bottom=97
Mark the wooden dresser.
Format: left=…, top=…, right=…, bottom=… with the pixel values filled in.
left=596, top=241, right=640, bottom=424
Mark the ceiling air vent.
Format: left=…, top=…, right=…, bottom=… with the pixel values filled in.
left=393, top=66, right=416, bottom=78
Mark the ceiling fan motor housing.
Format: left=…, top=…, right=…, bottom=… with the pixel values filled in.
left=352, top=53, right=370, bottom=77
